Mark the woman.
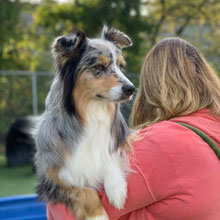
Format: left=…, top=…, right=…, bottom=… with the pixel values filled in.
left=47, top=37, right=220, bottom=220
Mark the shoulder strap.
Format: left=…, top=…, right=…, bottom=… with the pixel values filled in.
left=176, top=122, right=220, bottom=160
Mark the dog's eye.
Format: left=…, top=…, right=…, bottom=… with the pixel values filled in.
left=119, top=64, right=126, bottom=73
left=94, top=71, right=102, bottom=78
left=94, top=64, right=105, bottom=71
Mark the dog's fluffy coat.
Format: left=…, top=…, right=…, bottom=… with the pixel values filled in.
left=34, top=26, right=135, bottom=220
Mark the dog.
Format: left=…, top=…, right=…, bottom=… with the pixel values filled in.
left=6, top=116, right=37, bottom=167
left=34, top=26, right=135, bottom=220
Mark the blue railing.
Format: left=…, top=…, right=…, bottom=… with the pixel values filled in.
left=0, top=194, right=46, bottom=220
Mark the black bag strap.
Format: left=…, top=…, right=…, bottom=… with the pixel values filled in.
left=176, top=122, right=220, bottom=160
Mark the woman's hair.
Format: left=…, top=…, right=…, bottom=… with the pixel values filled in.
left=130, top=37, right=220, bottom=129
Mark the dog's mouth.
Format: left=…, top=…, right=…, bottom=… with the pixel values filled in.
left=96, top=94, right=104, bottom=99
left=96, top=93, right=132, bottom=103
left=116, top=94, right=133, bottom=103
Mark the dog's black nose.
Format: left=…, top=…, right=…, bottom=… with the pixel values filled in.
left=122, top=84, right=135, bottom=96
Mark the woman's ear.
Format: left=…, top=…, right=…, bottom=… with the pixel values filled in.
left=101, top=25, right=132, bottom=49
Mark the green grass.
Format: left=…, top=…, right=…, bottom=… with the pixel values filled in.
left=0, top=152, right=36, bottom=197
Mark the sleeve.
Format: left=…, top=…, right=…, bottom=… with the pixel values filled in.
left=47, top=202, right=77, bottom=220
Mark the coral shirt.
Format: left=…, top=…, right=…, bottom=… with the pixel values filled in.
left=47, top=109, right=220, bottom=220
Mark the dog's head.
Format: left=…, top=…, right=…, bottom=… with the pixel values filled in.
left=52, top=26, right=135, bottom=114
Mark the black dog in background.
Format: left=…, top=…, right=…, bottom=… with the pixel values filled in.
left=5, top=116, right=37, bottom=167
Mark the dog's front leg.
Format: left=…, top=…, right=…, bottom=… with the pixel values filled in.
left=104, top=162, right=127, bottom=209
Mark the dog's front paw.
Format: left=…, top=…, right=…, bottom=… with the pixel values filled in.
left=104, top=176, right=127, bottom=209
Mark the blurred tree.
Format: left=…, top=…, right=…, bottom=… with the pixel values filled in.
left=0, top=1, right=45, bottom=144
left=0, top=0, right=21, bottom=69
left=33, top=0, right=153, bottom=73
left=1, top=0, right=220, bottom=72
left=146, top=0, right=220, bottom=72
left=31, top=0, right=220, bottom=73
left=0, top=1, right=52, bottom=71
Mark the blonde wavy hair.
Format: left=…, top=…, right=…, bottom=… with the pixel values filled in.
left=130, top=37, right=220, bottom=129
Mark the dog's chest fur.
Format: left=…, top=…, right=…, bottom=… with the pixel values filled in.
left=59, top=101, right=122, bottom=189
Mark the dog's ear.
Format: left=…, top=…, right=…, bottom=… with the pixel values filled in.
left=101, top=25, right=132, bottom=48
left=52, top=29, right=86, bottom=57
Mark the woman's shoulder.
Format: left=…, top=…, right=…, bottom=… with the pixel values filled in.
left=139, top=120, right=179, bottom=135
left=135, top=108, right=220, bottom=151
left=137, top=120, right=189, bottom=146
left=132, top=118, right=212, bottom=158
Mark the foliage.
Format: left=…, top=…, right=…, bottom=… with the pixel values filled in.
left=1, top=0, right=220, bottom=145
left=0, top=0, right=21, bottom=69
left=146, top=0, right=220, bottom=72
left=32, top=0, right=153, bottom=73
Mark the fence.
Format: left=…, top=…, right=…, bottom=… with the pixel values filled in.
left=0, top=70, right=53, bottom=115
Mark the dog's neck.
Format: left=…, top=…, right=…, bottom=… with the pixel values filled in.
left=82, top=101, right=116, bottom=127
